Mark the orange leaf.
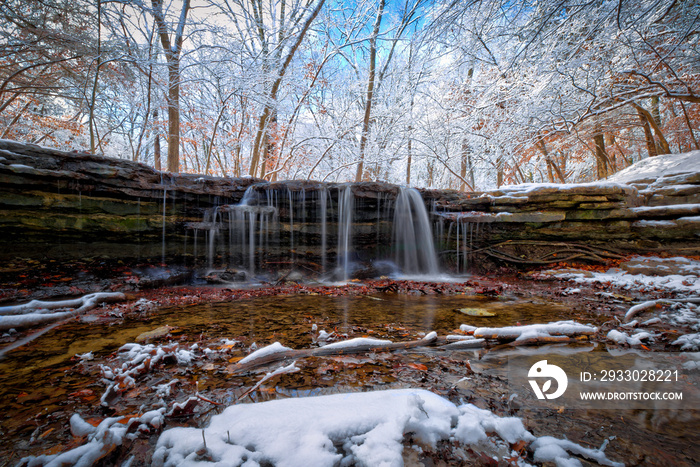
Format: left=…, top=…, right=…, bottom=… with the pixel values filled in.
left=408, top=363, right=428, bottom=371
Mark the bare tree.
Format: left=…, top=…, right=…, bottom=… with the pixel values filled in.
left=150, top=0, right=191, bottom=173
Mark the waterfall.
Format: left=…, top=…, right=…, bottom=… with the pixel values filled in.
left=453, top=216, right=481, bottom=273
left=161, top=187, right=167, bottom=264
left=392, top=187, right=439, bottom=275
left=192, top=182, right=443, bottom=280
left=203, top=206, right=220, bottom=271
left=196, top=185, right=277, bottom=277
left=337, top=185, right=354, bottom=281
left=319, top=187, right=328, bottom=273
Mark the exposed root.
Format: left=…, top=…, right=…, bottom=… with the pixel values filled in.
left=474, top=240, right=625, bottom=265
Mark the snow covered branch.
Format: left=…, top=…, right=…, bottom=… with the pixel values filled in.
left=0, top=292, right=126, bottom=331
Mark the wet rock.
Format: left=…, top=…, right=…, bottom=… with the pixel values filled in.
left=135, top=325, right=174, bottom=343
left=203, top=269, right=247, bottom=284
left=134, top=268, right=193, bottom=289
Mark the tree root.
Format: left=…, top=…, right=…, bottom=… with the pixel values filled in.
left=469, top=240, right=625, bottom=265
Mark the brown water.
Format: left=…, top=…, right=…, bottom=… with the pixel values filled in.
left=0, top=293, right=697, bottom=465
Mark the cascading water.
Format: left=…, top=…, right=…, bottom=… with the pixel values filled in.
left=205, top=207, right=220, bottom=271
left=161, top=187, right=167, bottom=264
left=318, top=187, right=329, bottom=273
left=192, top=182, right=443, bottom=281
left=336, top=185, right=354, bottom=281
left=392, top=187, right=440, bottom=275
left=193, top=185, right=277, bottom=277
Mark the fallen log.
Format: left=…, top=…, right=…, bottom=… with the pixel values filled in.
left=0, top=292, right=127, bottom=331
left=624, top=298, right=700, bottom=322
left=472, top=321, right=597, bottom=341
left=228, top=333, right=439, bottom=374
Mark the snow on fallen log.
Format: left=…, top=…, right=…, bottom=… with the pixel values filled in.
left=624, top=300, right=669, bottom=322
left=228, top=332, right=439, bottom=374
left=239, top=341, right=294, bottom=365
left=622, top=297, right=700, bottom=323
left=443, top=335, right=486, bottom=349
left=0, top=292, right=126, bottom=331
left=472, top=320, right=597, bottom=342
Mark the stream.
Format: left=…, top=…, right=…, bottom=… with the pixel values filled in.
left=0, top=284, right=698, bottom=465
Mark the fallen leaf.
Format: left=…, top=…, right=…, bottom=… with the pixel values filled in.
left=455, top=308, right=496, bottom=317
left=407, top=363, right=428, bottom=371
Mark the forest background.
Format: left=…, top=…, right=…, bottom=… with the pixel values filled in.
left=1, top=0, right=698, bottom=190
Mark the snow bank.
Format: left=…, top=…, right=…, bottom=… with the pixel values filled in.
left=553, top=267, right=699, bottom=295
left=499, top=181, right=631, bottom=194
left=473, top=320, right=597, bottom=341
left=153, top=389, right=457, bottom=467
left=453, top=403, right=533, bottom=445
left=606, top=150, right=700, bottom=185
left=151, top=388, right=624, bottom=467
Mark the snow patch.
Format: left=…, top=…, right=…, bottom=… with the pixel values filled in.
left=673, top=333, right=700, bottom=351
left=606, top=150, right=700, bottom=185
left=607, top=329, right=654, bottom=346
left=150, top=388, right=623, bottom=467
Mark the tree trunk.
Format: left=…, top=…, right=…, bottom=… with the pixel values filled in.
left=249, top=0, right=326, bottom=178
left=593, top=132, right=609, bottom=179
left=166, top=63, right=180, bottom=172
left=633, top=102, right=670, bottom=155
left=151, top=0, right=190, bottom=173
left=89, top=0, right=101, bottom=154
left=406, top=128, right=412, bottom=186
left=153, top=110, right=161, bottom=171
left=604, top=133, right=617, bottom=172
left=495, top=152, right=504, bottom=187
left=355, top=0, right=385, bottom=182
left=460, top=139, right=471, bottom=190
left=638, top=108, right=657, bottom=158
left=536, top=136, right=566, bottom=183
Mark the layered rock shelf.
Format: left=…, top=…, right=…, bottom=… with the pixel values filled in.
left=1, top=139, right=698, bottom=275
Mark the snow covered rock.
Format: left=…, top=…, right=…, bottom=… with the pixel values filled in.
left=151, top=388, right=624, bottom=467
